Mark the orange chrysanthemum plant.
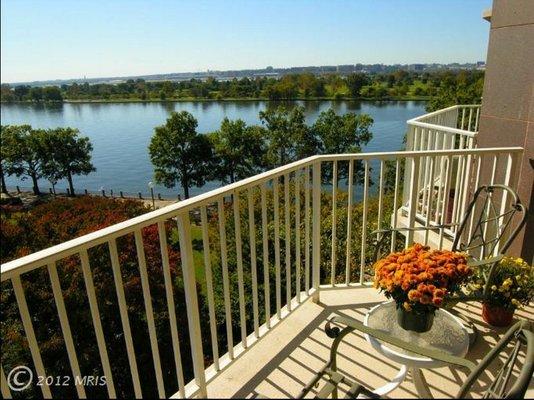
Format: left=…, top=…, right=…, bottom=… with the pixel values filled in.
left=374, top=243, right=472, bottom=316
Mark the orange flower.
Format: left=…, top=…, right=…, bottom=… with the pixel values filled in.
left=432, top=297, right=443, bottom=306
left=373, top=243, right=471, bottom=310
left=408, top=289, right=421, bottom=300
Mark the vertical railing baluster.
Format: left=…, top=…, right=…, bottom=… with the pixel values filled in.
left=176, top=212, right=207, bottom=398
left=406, top=156, right=421, bottom=246
left=490, top=154, right=498, bottom=185
left=376, top=160, right=385, bottom=260
left=80, top=249, right=116, bottom=398
left=134, top=230, right=165, bottom=398
left=47, top=261, right=86, bottom=398
left=417, top=129, right=427, bottom=196
left=468, top=154, right=482, bottom=241
left=304, top=167, right=310, bottom=294
left=284, top=173, right=292, bottom=311
left=312, top=161, right=321, bottom=301
left=261, top=184, right=271, bottom=328
left=200, top=208, right=220, bottom=370
left=451, top=136, right=466, bottom=231
left=12, top=276, right=52, bottom=399
left=331, top=161, right=338, bottom=286
left=1, top=366, right=11, bottom=399
left=295, top=170, right=302, bottom=302
left=345, top=160, right=354, bottom=285
left=468, top=108, right=473, bottom=132
left=246, top=189, right=260, bottom=338
left=273, top=178, right=282, bottom=319
left=479, top=155, right=499, bottom=258
left=413, top=127, right=420, bottom=150
left=391, top=159, right=401, bottom=252
left=459, top=145, right=474, bottom=232
left=360, top=161, right=369, bottom=284
left=217, top=198, right=234, bottom=359
left=108, top=239, right=142, bottom=398
left=158, top=220, right=187, bottom=394
left=495, top=154, right=514, bottom=255
left=439, top=156, right=454, bottom=249
left=424, top=156, right=436, bottom=246
left=232, top=192, right=247, bottom=347
left=420, top=133, right=430, bottom=217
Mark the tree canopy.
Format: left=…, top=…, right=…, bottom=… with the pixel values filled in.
left=208, top=118, right=267, bottom=184
left=259, top=106, right=318, bottom=167
left=149, top=111, right=215, bottom=198
left=1, top=70, right=484, bottom=103
left=1, top=125, right=95, bottom=195
left=41, top=127, right=95, bottom=195
left=1, top=125, right=46, bottom=194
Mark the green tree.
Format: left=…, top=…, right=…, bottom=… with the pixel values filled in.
left=0, top=125, right=46, bottom=195
left=314, top=108, right=373, bottom=154
left=149, top=111, right=215, bottom=198
left=0, top=125, right=12, bottom=193
left=29, top=86, right=44, bottom=102
left=426, top=70, right=484, bottom=112
left=312, top=108, right=373, bottom=182
left=0, top=84, right=15, bottom=102
left=42, top=86, right=63, bottom=101
left=208, top=118, right=267, bottom=183
left=259, top=106, right=318, bottom=167
left=14, top=85, right=30, bottom=100
left=41, top=128, right=95, bottom=196
left=346, top=73, right=369, bottom=97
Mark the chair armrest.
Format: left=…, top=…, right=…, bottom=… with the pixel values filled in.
left=329, top=315, right=477, bottom=371
left=466, top=255, right=504, bottom=269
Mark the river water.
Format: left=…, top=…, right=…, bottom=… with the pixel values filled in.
left=1, top=100, right=426, bottom=198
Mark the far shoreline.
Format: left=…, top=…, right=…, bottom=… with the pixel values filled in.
left=1, top=96, right=430, bottom=104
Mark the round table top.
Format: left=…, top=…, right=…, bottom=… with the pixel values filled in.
left=363, top=301, right=470, bottom=368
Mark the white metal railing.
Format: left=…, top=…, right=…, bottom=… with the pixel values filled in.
left=406, top=104, right=481, bottom=151
left=404, top=105, right=481, bottom=235
left=0, top=146, right=522, bottom=399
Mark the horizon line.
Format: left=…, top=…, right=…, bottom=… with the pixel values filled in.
left=1, top=60, right=485, bottom=86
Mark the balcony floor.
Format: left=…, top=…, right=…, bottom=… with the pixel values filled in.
left=206, top=288, right=534, bottom=398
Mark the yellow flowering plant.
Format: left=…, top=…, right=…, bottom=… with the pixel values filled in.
left=469, top=257, right=534, bottom=310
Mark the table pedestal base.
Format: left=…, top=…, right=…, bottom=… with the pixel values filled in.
left=360, top=366, right=432, bottom=399
left=368, top=365, right=407, bottom=397
left=411, top=367, right=433, bottom=398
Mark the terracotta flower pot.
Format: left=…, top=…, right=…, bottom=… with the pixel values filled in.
left=482, top=303, right=515, bottom=327
left=396, top=307, right=435, bottom=333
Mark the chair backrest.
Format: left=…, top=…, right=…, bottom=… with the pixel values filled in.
left=452, top=185, right=527, bottom=260
left=457, top=320, right=534, bottom=399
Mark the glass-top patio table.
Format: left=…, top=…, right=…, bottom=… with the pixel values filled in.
left=363, top=301, right=470, bottom=398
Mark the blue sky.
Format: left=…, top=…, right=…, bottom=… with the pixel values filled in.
left=1, top=0, right=492, bottom=83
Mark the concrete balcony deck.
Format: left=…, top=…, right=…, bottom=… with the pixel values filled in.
left=206, top=287, right=534, bottom=398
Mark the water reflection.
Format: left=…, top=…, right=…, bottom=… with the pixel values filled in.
left=1, top=100, right=426, bottom=198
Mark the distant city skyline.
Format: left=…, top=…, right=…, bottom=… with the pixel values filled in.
left=5, top=62, right=486, bottom=87
left=1, top=0, right=492, bottom=83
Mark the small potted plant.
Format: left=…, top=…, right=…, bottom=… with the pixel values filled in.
left=473, top=257, right=533, bottom=327
left=374, top=243, right=471, bottom=333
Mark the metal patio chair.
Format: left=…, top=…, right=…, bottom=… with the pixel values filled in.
left=372, top=184, right=527, bottom=310
left=299, top=317, right=534, bottom=399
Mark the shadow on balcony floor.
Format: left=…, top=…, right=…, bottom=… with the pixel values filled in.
left=205, top=288, right=534, bottom=399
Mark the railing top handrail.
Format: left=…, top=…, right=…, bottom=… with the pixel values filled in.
left=0, top=146, right=523, bottom=281
left=407, top=120, right=478, bottom=137
left=407, top=104, right=480, bottom=124
left=408, top=104, right=458, bottom=122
